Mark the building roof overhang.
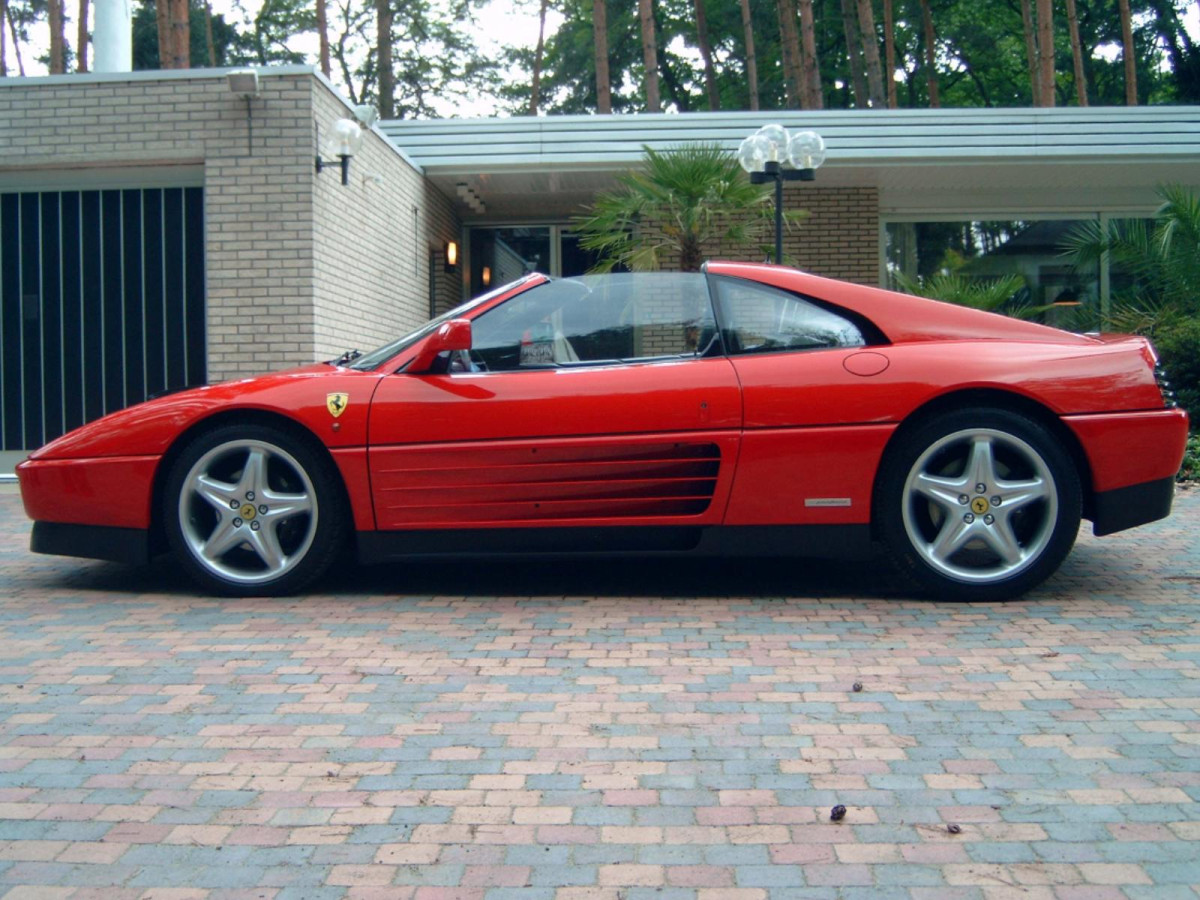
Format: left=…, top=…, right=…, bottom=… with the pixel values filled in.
left=381, top=106, right=1200, bottom=221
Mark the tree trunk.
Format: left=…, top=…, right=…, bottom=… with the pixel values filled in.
left=919, top=0, right=939, bottom=107
left=156, top=0, right=171, bottom=67
left=776, top=0, right=803, bottom=108
left=839, top=0, right=868, bottom=106
left=48, top=0, right=65, bottom=73
left=639, top=0, right=661, bottom=111
left=1020, top=0, right=1040, bottom=105
left=376, top=0, right=394, bottom=118
left=693, top=0, right=719, bottom=110
left=882, top=0, right=896, bottom=107
left=170, top=0, right=190, bottom=69
left=593, top=0, right=611, bottom=113
left=798, top=0, right=822, bottom=108
left=1119, top=0, right=1137, bottom=104
left=1036, top=0, right=1054, bottom=105
left=530, top=0, right=549, bottom=114
left=856, top=0, right=885, bottom=106
left=316, top=0, right=330, bottom=77
left=739, top=0, right=759, bottom=110
left=1065, top=0, right=1087, bottom=105
left=204, top=0, right=216, bottom=66
left=77, top=0, right=89, bottom=71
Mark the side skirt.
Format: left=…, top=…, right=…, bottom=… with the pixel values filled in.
left=356, top=525, right=875, bottom=565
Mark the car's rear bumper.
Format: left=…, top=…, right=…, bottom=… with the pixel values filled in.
left=30, top=521, right=151, bottom=564
left=1091, top=475, right=1178, bottom=537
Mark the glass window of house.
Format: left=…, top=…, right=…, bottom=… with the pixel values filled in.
left=884, top=219, right=1101, bottom=327
left=467, top=273, right=717, bottom=372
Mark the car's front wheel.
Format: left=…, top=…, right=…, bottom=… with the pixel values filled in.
left=164, top=423, right=347, bottom=596
left=876, top=408, right=1082, bottom=601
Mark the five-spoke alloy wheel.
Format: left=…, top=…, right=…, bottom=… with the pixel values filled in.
left=164, top=424, right=346, bottom=595
left=877, top=408, right=1081, bottom=601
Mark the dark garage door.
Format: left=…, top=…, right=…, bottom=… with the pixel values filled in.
left=0, top=187, right=206, bottom=452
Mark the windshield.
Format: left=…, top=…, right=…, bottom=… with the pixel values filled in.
left=346, top=276, right=541, bottom=371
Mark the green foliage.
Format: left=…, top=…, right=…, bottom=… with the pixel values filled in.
left=572, top=144, right=792, bottom=273
left=892, top=271, right=1037, bottom=317
left=1179, top=432, right=1200, bottom=482
left=1153, top=317, right=1200, bottom=430
left=1061, top=184, right=1200, bottom=331
left=132, top=1, right=246, bottom=69
left=1062, top=185, right=1200, bottom=431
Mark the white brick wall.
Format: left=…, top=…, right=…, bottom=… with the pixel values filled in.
left=0, top=68, right=459, bottom=383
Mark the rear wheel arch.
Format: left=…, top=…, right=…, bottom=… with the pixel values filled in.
left=874, top=388, right=1095, bottom=532
left=149, top=409, right=353, bottom=559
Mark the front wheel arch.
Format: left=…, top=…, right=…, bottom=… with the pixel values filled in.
left=150, top=409, right=352, bottom=559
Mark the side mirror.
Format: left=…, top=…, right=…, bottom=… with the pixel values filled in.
left=407, top=318, right=472, bottom=373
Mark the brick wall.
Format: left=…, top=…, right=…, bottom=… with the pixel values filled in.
left=705, top=186, right=880, bottom=285
left=0, top=68, right=439, bottom=386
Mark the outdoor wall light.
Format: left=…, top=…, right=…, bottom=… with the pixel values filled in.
left=481, top=265, right=491, bottom=287
left=226, top=68, right=259, bottom=97
left=315, top=118, right=365, bottom=186
left=227, top=68, right=261, bottom=154
left=738, top=125, right=826, bottom=264
left=444, top=241, right=459, bottom=273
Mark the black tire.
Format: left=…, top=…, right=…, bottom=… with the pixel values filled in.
left=875, top=407, right=1081, bottom=602
left=163, top=422, right=348, bottom=596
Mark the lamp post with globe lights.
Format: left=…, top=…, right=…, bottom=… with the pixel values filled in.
left=737, top=125, right=826, bottom=265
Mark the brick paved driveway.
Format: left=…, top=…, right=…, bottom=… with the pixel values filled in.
left=1, top=483, right=1198, bottom=900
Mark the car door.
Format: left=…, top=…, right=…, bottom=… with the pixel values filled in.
left=710, top=274, right=897, bottom=527
left=368, top=273, right=742, bottom=530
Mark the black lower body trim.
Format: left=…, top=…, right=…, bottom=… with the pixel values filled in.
left=31, top=521, right=151, bottom=565
left=357, top=525, right=874, bottom=565
left=1091, top=476, right=1176, bottom=537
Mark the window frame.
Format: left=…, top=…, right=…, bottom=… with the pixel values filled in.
left=453, top=273, right=726, bottom=375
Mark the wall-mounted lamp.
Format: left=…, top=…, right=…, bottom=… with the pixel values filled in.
left=315, top=118, right=364, bottom=187
left=227, top=68, right=259, bottom=97
left=444, top=241, right=459, bottom=273
left=227, top=68, right=260, bottom=154
left=481, top=265, right=491, bottom=287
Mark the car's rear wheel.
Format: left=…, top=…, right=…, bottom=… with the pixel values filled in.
left=876, top=408, right=1081, bottom=601
left=164, top=423, right=346, bottom=596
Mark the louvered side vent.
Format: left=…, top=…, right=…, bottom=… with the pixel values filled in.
left=376, top=441, right=721, bottom=527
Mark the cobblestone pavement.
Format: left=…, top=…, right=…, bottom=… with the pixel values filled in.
left=1, top=483, right=1198, bottom=900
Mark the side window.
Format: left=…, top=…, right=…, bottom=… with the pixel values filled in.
left=467, top=273, right=717, bottom=372
left=714, top=277, right=866, bottom=354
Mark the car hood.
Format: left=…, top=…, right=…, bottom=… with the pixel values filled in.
left=29, top=363, right=380, bottom=460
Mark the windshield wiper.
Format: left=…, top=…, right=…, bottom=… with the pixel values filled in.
left=331, top=349, right=362, bottom=366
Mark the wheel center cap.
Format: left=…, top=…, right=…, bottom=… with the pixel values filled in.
left=240, top=503, right=257, bottom=520
left=971, top=496, right=990, bottom=515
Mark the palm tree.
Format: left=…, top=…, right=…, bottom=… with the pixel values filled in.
left=1061, top=185, right=1200, bottom=329
left=572, top=144, right=796, bottom=273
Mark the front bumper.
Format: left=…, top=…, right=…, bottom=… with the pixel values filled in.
left=30, top=521, right=151, bottom=565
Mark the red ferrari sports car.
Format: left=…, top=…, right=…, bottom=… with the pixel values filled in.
left=17, top=262, right=1188, bottom=600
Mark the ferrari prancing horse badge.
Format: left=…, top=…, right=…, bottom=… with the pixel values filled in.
left=326, top=393, right=349, bottom=418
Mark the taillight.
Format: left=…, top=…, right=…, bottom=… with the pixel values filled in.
left=1155, top=363, right=1178, bottom=408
